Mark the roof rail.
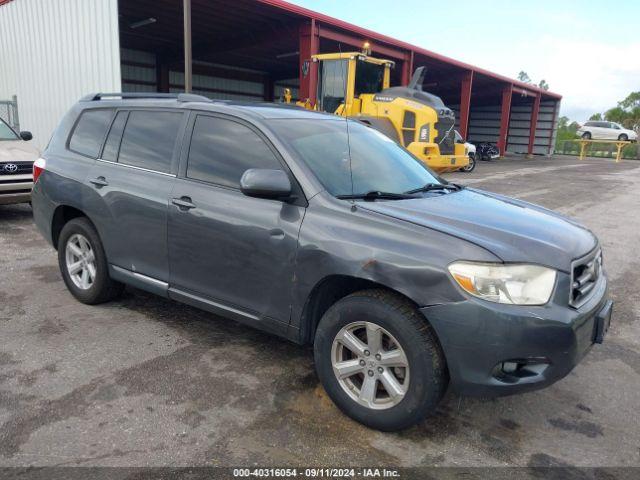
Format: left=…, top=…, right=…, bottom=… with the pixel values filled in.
left=80, top=92, right=212, bottom=103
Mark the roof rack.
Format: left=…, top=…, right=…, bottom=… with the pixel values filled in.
left=80, top=92, right=212, bottom=103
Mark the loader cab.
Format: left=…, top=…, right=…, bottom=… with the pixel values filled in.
left=312, top=52, right=393, bottom=115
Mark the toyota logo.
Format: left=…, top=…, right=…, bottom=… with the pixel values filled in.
left=3, top=163, right=18, bottom=173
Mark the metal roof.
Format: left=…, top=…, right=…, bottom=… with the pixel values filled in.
left=256, top=0, right=561, bottom=99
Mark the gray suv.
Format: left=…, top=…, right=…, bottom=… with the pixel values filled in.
left=32, top=93, right=613, bottom=431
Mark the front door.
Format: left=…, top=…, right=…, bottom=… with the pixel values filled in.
left=168, top=114, right=305, bottom=324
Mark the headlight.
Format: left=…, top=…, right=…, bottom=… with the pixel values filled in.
left=448, top=262, right=557, bottom=305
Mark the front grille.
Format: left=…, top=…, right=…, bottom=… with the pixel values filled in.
left=570, top=249, right=602, bottom=308
left=435, top=116, right=455, bottom=155
left=0, top=161, right=34, bottom=175
left=0, top=188, right=32, bottom=195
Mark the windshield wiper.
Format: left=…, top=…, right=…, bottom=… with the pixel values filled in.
left=404, top=183, right=464, bottom=195
left=336, top=190, right=418, bottom=201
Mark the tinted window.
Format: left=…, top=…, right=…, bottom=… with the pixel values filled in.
left=69, top=109, right=114, bottom=158
left=584, top=122, right=594, bottom=127
left=101, top=111, right=128, bottom=162
left=270, top=119, right=440, bottom=197
left=118, top=111, right=183, bottom=173
left=354, top=60, right=385, bottom=96
left=187, top=116, right=282, bottom=188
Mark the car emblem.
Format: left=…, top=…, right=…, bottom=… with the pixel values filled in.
left=4, top=163, right=18, bottom=173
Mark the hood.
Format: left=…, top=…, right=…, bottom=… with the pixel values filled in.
left=0, top=140, right=40, bottom=163
left=360, top=188, right=597, bottom=272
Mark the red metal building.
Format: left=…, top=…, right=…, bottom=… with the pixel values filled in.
left=117, top=0, right=561, bottom=156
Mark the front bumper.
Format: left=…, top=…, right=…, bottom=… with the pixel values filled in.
left=421, top=271, right=610, bottom=397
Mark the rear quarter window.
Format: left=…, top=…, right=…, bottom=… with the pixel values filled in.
left=68, top=109, right=115, bottom=158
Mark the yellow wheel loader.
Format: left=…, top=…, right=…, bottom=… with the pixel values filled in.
left=293, top=50, right=468, bottom=173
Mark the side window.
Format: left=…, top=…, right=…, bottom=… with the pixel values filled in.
left=118, top=111, right=183, bottom=173
left=186, top=115, right=282, bottom=188
left=69, top=109, right=114, bottom=158
left=584, top=122, right=594, bottom=127
left=101, top=111, right=128, bottom=162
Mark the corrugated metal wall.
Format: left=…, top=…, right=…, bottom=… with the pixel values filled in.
left=452, top=99, right=559, bottom=155
left=0, top=0, right=121, bottom=150
left=121, top=49, right=269, bottom=101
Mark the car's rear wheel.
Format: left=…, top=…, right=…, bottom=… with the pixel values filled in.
left=313, top=289, right=447, bottom=431
left=461, top=154, right=476, bottom=172
left=618, top=134, right=628, bottom=142
left=58, top=217, right=124, bottom=304
left=582, top=132, right=592, bottom=140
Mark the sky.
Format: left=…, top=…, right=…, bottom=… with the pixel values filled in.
left=287, top=0, right=640, bottom=122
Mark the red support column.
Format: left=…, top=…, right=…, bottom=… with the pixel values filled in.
left=497, top=84, right=513, bottom=156
left=547, top=100, right=559, bottom=156
left=459, top=70, right=473, bottom=140
left=299, top=19, right=319, bottom=105
left=401, top=51, right=414, bottom=86
left=527, top=94, right=541, bottom=156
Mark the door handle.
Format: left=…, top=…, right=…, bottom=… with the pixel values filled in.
left=172, top=196, right=196, bottom=210
left=269, top=228, right=285, bottom=239
left=89, top=176, right=108, bottom=188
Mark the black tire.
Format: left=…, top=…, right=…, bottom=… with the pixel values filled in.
left=57, top=217, right=124, bottom=305
left=313, top=289, right=448, bottom=431
left=582, top=132, right=592, bottom=140
left=618, top=134, right=628, bottom=142
left=461, top=154, right=476, bottom=172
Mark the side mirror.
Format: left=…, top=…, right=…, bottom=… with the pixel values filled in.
left=20, top=131, right=33, bottom=141
left=240, top=168, right=292, bottom=200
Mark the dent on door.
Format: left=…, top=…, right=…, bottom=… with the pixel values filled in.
left=167, top=180, right=305, bottom=329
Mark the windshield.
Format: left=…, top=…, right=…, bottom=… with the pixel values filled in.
left=354, top=60, right=385, bottom=96
left=0, top=118, right=19, bottom=140
left=270, top=119, right=440, bottom=197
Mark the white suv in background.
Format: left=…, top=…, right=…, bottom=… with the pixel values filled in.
left=455, top=130, right=476, bottom=172
left=577, top=121, right=637, bottom=142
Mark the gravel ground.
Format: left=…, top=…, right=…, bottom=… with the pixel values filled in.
left=0, top=155, right=638, bottom=468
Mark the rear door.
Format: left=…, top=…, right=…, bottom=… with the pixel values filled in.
left=596, top=121, right=610, bottom=139
left=84, top=109, right=187, bottom=283
left=167, top=113, right=305, bottom=327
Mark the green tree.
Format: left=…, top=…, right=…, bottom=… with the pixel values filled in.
left=589, top=113, right=602, bottom=121
left=604, top=106, right=627, bottom=124
left=538, top=79, right=549, bottom=90
left=618, top=92, right=640, bottom=110
left=557, top=116, right=570, bottom=129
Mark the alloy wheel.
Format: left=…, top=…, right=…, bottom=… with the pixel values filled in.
left=331, top=321, right=410, bottom=410
left=65, top=233, right=96, bottom=290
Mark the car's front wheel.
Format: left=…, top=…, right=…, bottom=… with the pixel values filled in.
left=313, top=290, right=448, bottom=431
left=582, top=132, right=592, bottom=140
left=58, top=217, right=124, bottom=304
left=461, top=154, right=476, bottom=172
left=618, top=134, right=628, bottom=142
